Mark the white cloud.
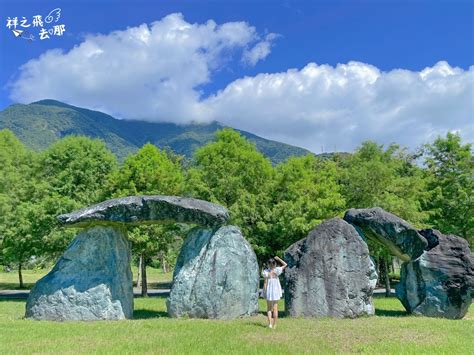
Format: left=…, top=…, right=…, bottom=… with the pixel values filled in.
left=9, top=13, right=270, bottom=122
left=242, top=33, right=279, bottom=66
left=8, top=13, right=473, bottom=153
left=204, top=61, right=474, bottom=152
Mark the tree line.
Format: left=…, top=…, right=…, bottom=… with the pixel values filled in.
left=0, top=128, right=472, bottom=293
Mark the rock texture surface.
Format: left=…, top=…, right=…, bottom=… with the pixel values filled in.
left=58, top=195, right=230, bottom=228
left=344, top=207, right=428, bottom=261
left=284, top=218, right=375, bottom=318
left=167, top=226, right=259, bottom=319
left=396, top=229, right=474, bottom=319
left=25, top=226, right=133, bottom=321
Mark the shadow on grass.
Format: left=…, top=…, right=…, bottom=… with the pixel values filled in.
left=0, top=298, right=171, bottom=319
left=0, top=283, right=34, bottom=291
left=134, top=309, right=169, bottom=319
left=373, top=294, right=409, bottom=317
left=134, top=294, right=170, bottom=319
left=148, top=282, right=172, bottom=290
left=132, top=282, right=172, bottom=290
left=375, top=308, right=408, bottom=317
left=0, top=298, right=26, bottom=303
left=0, top=298, right=410, bottom=319
left=258, top=308, right=408, bottom=318
left=259, top=310, right=288, bottom=318
left=135, top=294, right=169, bottom=300
left=258, top=308, right=409, bottom=318
left=0, top=298, right=170, bottom=319
left=245, top=320, right=270, bottom=328
left=372, top=293, right=397, bottom=298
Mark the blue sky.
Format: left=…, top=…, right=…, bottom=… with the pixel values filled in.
left=0, top=0, right=472, bottom=152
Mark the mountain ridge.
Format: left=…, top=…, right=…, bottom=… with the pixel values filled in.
left=0, top=99, right=311, bottom=164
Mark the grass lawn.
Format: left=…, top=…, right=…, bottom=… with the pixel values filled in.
left=0, top=269, right=48, bottom=290
left=0, top=268, right=172, bottom=290
left=0, top=295, right=472, bottom=354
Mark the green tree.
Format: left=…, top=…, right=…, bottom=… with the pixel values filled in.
left=1, top=133, right=113, bottom=286
left=340, top=141, right=428, bottom=295
left=187, top=128, right=273, bottom=205
left=185, top=129, right=274, bottom=259
left=0, top=129, right=29, bottom=218
left=1, top=191, right=75, bottom=287
left=265, top=155, right=346, bottom=259
left=0, top=129, right=36, bottom=285
left=41, top=135, right=118, bottom=205
left=107, top=143, right=184, bottom=296
left=37, top=136, right=118, bottom=260
left=423, top=133, right=473, bottom=245
left=341, top=141, right=428, bottom=225
left=0, top=130, right=28, bottom=236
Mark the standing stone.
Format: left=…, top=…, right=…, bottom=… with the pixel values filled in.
left=396, top=229, right=473, bottom=319
left=25, top=226, right=133, bottom=321
left=344, top=207, right=428, bottom=261
left=284, top=218, right=375, bottom=318
left=167, top=226, right=259, bottom=319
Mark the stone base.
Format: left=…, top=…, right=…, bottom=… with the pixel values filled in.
left=25, top=226, right=133, bottom=321
left=167, top=226, right=259, bottom=319
left=396, top=230, right=473, bottom=319
left=284, top=218, right=375, bottom=318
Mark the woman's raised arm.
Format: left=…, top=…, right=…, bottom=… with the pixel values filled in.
left=274, top=256, right=287, bottom=270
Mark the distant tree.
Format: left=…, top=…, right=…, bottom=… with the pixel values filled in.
left=185, top=129, right=274, bottom=260
left=0, top=129, right=35, bottom=286
left=339, top=141, right=429, bottom=295
left=41, top=135, right=118, bottom=205
left=422, top=133, right=473, bottom=245
left=106, top=143, right=184, bottom=296
left=341, top=141, right=428, bottom=225
left=1, top=191, right=75, bottom=287
left=0, top=130, right=28, bottom=231
left=0, top=130, right=77, bottom=286
left=187, top=128, right=273, bottom=205
left=34, top=136, right=118, bottom=261
left=265, top=155, right=346, bottom=259
left=0, top=129, right=28, bottom=212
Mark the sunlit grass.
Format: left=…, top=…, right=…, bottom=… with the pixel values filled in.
left=0, top=269, right=47, bottom=290
left=0, top=295, right=472, bottom=354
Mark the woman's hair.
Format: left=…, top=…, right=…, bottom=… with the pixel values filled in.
left=267, top=258, right=276, bottom=268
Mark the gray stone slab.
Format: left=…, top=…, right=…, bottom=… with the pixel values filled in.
left=58, top=195, right=230, bottom=228
left=344, top=207, right=428, bottom=261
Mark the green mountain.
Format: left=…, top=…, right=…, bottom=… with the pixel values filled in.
left=0, top=100, right=310, bottom=164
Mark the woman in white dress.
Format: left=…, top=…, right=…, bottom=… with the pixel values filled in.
left=262, top=256, right=287, bottom=329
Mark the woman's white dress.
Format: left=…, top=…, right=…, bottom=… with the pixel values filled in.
left=263, top=267, right=283, bottom=301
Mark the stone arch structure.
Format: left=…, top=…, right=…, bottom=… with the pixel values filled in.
left=25, top=196, right=259, bottom=321
left=343, top=208, right=473, bottom=319
left=283, top=207, right=473, bottom=319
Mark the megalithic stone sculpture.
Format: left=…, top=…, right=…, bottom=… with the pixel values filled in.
left=167, top=226, right=259, bottom=319
left=396, top=229, right=473, bottom=319
left=57, top=195, right=230, bottom=228
left=25, top=226, right=133, bottom=321
left=284, top=218, right=376, bottom=318
left=344, top=207, right=473, bottom=319
left=25, top=195, right=232, bottom=321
